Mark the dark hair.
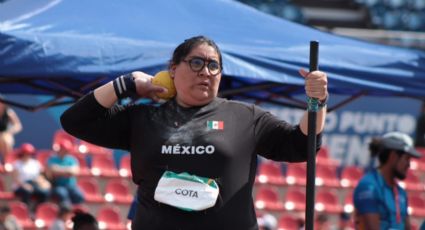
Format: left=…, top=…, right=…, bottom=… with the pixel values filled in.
left=369, top=137, right=383, bottom=158
left=72, top=211, right=98, bottom=230
left=169, top=35, right=223, bottom=70
left=377, top=148, right=405, bottom=164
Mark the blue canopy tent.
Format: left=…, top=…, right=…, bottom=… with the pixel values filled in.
left=1, top=0, right=425, bottom=111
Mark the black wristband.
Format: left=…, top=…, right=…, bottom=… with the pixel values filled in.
left=113, top=74, right=136, bottom=99
left=318, top=95, right=328, bottom=110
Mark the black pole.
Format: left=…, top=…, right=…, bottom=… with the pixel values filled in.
left=305, top=41, right=319, bottom=230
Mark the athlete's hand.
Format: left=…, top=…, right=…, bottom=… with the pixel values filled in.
left=131, top=71, right=168, bottom=102
left=299, top=69, right=328, bottom=101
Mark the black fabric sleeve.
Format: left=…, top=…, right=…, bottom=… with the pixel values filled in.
left=253, top=106, right=322, bottom=162
left=60, top=93, right=132, bottom=150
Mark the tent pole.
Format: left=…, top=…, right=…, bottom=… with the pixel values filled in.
left=305, top=41, right=319, bottom=230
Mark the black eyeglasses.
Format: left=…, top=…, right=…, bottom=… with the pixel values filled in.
left=183, top=57, right=221, bottom=75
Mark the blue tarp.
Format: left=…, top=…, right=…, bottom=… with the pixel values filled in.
left=1, top=0, right=425, bottom=110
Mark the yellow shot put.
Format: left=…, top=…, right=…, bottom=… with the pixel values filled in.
left=151, top=71, right=176, bottom=100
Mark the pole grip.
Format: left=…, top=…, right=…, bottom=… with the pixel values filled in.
left=308, top=41, right=319, bottom=112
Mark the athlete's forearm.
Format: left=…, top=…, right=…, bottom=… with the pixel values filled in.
left=94, top=81, right=118, bottom=108
left=299, top=106, right=327, bottom=135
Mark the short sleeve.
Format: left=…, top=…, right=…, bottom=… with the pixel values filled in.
left=354, top=182, right=380, bottom=214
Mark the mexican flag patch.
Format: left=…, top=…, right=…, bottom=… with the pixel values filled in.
left=207, top=120, right=224, bottom=130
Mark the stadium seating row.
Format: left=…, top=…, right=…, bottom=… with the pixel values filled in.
left=254, top=186, right=425, bottom=218
left=0, top=176, right=134, bottom=205
left=0, top=150, right=131, bottom=179
left=9, top=201, right=129, bottom=230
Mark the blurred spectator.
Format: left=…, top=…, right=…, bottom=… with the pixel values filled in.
left=71, top=211, right=98, bottom=230
left=257, top=212, right=277, bottom=230
left=315, top=213, right=337, bottom=230
left=45, top=140, right=84, bottom=206
left=354, top=132, right=420, bottom=229
left=0, top=205, right=22, bottom=230
left=415, top=101, right=425, bottom=147
left=338, top=212, right=352, bottom=230
left=11, top=143, right=50, bottom=211
left=0, top=99, right=22, bottom=162
left=49, top=204, right=73, bottom=230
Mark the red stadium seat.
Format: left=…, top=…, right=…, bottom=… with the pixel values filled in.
left=398, top=170, right=424, bottom=192
left=35, top=202, right=59, bottom=228
left=69, top=153, right=91, bottom=177
left=256, top=161, right=285, bottom=186
left=78, top=140, right=112, bottom=156
left=9, top=201, right=35, bottom=228
left=411, top=147, right=425, bottom=171
left=316, top=146, right=340, bottom=167
left=408, top=194, right=425, bottom=218
left=315, top=165, right=339, bottom=187
left=410, top=219, right=420, bottom=230
left=119, top=154, right=132, bottom=178
left=3, top=148, right=20, bottom=172
left=104, top=178, right=133, bottom=204
left=97, top=205, right=126, bottom=230
left=72, top=203, right=90, bottom=213
left=0, top=177, right=14, bottom=200
left=315, top=190, right=342, bottom=214
left=77, top=177, right=104, bottom=203
left=285, top=163, right=306, bottom=186
left=52, top=129, right=78, bottom=152
left=343, top=191, right=354, bottom=214
left=36, top=149, right=54, bottom=167
left=277, top=214, right=300, bottom=230
left=254, top=187, right=284, bottom=211
left=91, top=155, right=119, bottom=178
left=340, top=166, right=364, bottom=188
left=283, top=188, right=306, bottom=212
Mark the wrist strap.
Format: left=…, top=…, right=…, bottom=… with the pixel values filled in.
left=318, top=95, right=328, bottom=110
left=113, top=74, right=136, bottom=99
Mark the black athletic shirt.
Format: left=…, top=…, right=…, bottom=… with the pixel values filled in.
left=60, top=93, right=322, bottom=230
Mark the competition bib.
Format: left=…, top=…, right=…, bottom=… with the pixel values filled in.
left=154, top=171, right=219, bottom=211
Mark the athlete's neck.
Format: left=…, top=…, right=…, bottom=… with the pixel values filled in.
left=378, top=167, right=396, bottom=186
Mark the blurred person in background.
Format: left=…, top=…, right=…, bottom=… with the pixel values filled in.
left=414, top=101, right=425, bottom=147
left=0, top=205, right=22, bottom=230
left=60, top=35, right=328, bottom=229
left=12, top=143, right=50, bottom=212
left=257, top=213, right=277, bottom=230
left=354, top=132, right=421, bottom=230
left=71, top=211, right=98, bottom=230
left=49, top=204, right=73, bottom=230
left=315, top=213, right=337, bottom=230
left=0, top=99, right=22, bottom=163
left=45, top=140, right=84, bottom=207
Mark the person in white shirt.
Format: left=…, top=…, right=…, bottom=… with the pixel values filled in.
left=12, top=143, right=50, bottom=211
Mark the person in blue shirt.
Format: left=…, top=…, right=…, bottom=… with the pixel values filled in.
left=46, top=139, right=85, bottom=206
left=354, top=132, right=422, bottom=230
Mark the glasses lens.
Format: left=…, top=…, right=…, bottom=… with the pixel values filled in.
left=208, top=61, right=220, bottom=74
left=189, top=58, right=205, bottom=71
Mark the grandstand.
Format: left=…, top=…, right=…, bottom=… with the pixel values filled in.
left=238, top=0, right=425, bottom=50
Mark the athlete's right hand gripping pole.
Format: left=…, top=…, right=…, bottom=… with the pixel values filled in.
left=305, top=41, right=319, bottom=230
